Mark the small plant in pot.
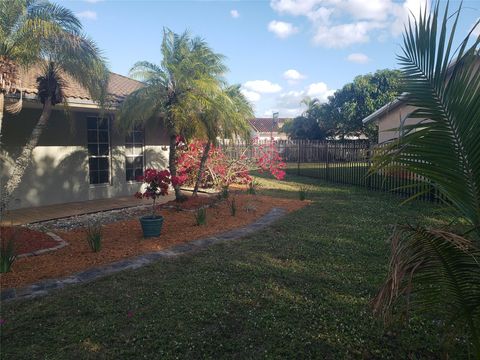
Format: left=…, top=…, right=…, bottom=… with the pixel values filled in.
left=135, top=168, right=172, bottom=238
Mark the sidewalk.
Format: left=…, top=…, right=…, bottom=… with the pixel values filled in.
left=1, top=194, right=176, bottom=225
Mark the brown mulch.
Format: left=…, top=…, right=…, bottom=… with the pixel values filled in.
left=0, top=227, right=59, bottom=255
left=0, top=194, right=308, bottom=289
left=160, top=195, right=219, bottom=210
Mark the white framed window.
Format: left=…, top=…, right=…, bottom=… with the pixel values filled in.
left=87, top=117, right=110, bottom=185
left=125, top=127, right=144, bottom=182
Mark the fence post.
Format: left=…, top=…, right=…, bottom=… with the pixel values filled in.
left=296, top=140, right=300, bottom=175
left=326, top=141, right=330, bottom=181
left=366, top=142, right=372, bottom=189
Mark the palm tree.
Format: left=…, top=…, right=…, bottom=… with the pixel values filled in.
left=116, top=28, right=227, bottom=201
left=0, top=0, right=82, bottom=146
left=0, top=24, right=109, bottom=212
left=371, top=1, right=480, bottom=354
left=190, top=84, right=253, bottom=195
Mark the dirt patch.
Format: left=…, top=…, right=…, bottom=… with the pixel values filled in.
left=1, top=194, right=308, bottom=289
left=0, top=227, right=59, bottom=256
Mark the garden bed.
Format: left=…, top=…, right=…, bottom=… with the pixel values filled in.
left=0, top=227, right=59, bottom=256
left=0, top=193, right=307, bottom=289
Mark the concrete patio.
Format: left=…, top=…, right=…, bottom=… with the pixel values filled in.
left=1, top=194, right=176, bottom=225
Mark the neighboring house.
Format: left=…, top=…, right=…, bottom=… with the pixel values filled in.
left=361, top=93, right=417, bottom=143
left=363, top=57, right=480, bottom=144
left=1, top=67, right=169, bottom=210
left=249, top=117, right=288, bottom=141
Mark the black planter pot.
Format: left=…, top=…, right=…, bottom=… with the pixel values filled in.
left=140, top=215, right=164, bottom=238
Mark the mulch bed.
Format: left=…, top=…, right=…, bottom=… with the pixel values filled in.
left=0, top=227, right=58, bottom=256
left=0, top=194, right=308, bottom=289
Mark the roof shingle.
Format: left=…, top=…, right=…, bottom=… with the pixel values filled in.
left=16, top=65, right=143, bottom=104
left=249, top=117, right=287, bottom=133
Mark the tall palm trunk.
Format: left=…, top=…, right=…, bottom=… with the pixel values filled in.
left=0, top=92, right=4, bottom=149
left=0, top=98, right=52, bottom=213
left=193, top=141, right=211, bottom=196
left=168, top=133, right=184, bottom=201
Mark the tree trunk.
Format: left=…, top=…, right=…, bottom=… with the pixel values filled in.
left=193, top=141, right=211, bottom=196
left=168, top=133, right=184, bottom=201
left=0, top=99, right=52, bottom=213
left=0, top=92, right=4, bottom=150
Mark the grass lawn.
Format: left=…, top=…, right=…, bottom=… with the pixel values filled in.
left=0, top=175, right=466, bottom=359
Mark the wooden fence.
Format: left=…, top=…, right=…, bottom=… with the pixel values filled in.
left=220, top=139, right=439, bottom=202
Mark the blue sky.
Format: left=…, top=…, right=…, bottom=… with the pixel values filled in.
left=60, top=0, right=479, bottom=117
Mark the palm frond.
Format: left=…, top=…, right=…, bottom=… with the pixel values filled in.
left=372, top=225, right=480, bottom=352
left=371, top=1, right=480, bottom=235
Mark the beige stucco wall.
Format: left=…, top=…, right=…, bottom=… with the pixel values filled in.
left=1, top=105, right=169, bottom=210
left=377, top=105, right=419, bottom=143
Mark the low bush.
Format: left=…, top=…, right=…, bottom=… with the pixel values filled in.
left=195, top=208, right=207, bottom=226
left=229, top=197, right=237, bottom=216
left=218, top=186, right=229, bottom=200
left=246, top=181, right=258, bottom=195
left=0, top=232, right=16, bottom=273
left=86, top=221, right=102, bottom=252
left=299, top=186, right=309, bottom=201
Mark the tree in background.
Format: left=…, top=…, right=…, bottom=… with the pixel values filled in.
left=371, top=1, right=480, bottom=354
left=328, top=69, right=402, bottom=140
left=285, top=69, right=402, bottom=141
left=117, top=29, right=227, bottom=201
left=283, top=98, right=333, bottom=140
left=0, top=1, right=109, bottom=213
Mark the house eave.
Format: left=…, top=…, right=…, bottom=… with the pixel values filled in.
left=362, top=92, right=409, bottom=124
left=6, top=93, right=120, bottom=112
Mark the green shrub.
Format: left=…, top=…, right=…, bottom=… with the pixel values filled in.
left=86, top=221, right=102, bottom=252
left=218, top=186, right=229, bottom=200
left=195, top=208, right=207, bottom=226
left=299, top=186, right=309, bottom=201
left=229, top=197, right=237, bottom=216
left=246, top=181, right=258, bottom=195
left=0, top=232, right=16, bottom=273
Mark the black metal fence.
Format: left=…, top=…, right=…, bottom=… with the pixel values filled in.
left=221, top=139, right=439, bottom=202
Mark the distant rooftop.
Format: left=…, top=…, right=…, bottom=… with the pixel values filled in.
left=249, top=117, right=288, bottom=133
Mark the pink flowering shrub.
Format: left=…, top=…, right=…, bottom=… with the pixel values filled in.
left=135, top=168, right=183, bottom=217
left=175, top=138, right=286, bottom=190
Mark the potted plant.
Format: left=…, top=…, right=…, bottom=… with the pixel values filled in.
left=135, top=168, right=172, bottom=238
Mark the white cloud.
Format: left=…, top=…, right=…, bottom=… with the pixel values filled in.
left=283, top=69, right=306, bottom=84
left=76, top=10, right=97, bottom=20
left=270, top=0, right=432, bottom=48
left=267, top=81, right=335, bottom=117
left=241, top=89, right=261, bottom=102
left=230, top=9, right=240, bottom=18
left=84, top=0, right=103, bottom=3
left=347, top=52, right=370, bottom=64
left=390, top=0, right=430, bottom=36
left=313, top=21, right=383, bottom=48
left=306, top=82, right=335, bottom=102
left=243, top=80, right=282, bottom=94
left=268, top=20, right=299, bottom=39
left=341, top=0, right=392, bottom=21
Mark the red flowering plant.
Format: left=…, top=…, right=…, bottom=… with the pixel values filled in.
left=175, top=138, right=286, bottom=191
left=135, top=168, right=176, bottom=218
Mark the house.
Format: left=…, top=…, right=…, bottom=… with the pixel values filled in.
left=361, top=93, right=418, bottom=143
left=363, top=57, right=480, bottom=144
left=1, top=67, right=170, bottom=210
left=249, top=117, right=289, bottom=141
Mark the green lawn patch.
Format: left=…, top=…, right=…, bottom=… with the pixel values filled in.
left=0, top=175, right=465, bottom=359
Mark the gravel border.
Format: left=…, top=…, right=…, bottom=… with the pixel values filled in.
left=1, top=208, right=287, bottom=302
left=16, top=232, right=68, bottom=259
